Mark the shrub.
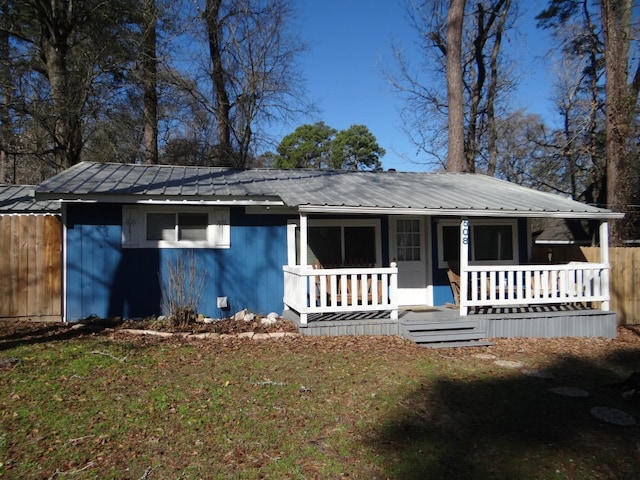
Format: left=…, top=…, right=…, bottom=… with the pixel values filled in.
left=160, top=253, right=205, bottom=328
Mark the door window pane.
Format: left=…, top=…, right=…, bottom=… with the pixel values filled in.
left=147, top=213, right=175, bottom=241
left=396, top=219, right=420, bottom=261
left=178, top=213, right=208, bottom=241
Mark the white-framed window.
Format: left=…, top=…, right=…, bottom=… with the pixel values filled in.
left=122, top=205, right=230, bottom=248
left=287, top=218, right=381, bottom=267
left=436, top=219, right=518, bottom=268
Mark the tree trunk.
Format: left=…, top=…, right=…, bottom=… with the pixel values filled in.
left=486, top=0, right=509, bottom=177
left=142, top=0, right=158, bottom=165
left=204, top=0, right=233, bottom=164
left=0, top=0, right=10, bottom=183
left=35, top=0, right=83, bottom=171
left=601, top=0, right=638, bottom=244
left=446, top=0, right=467, bottom=172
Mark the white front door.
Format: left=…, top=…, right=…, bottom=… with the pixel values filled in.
left=390, top=217, right=431, bottom=306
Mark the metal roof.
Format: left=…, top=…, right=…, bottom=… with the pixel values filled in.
left=0, top=184, right=60, bottom=213
left=35, top=162, right=623, bottom=219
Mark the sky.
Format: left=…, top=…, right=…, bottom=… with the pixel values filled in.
left=277, top=0, right=558, bottom=172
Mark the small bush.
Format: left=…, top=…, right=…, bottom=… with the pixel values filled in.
left=160, top=253, right=205, bottom=328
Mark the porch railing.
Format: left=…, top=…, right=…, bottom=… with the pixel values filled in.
left=460, top=262, right=610, bottom=315
left=283, top=265, right=399, bottom=324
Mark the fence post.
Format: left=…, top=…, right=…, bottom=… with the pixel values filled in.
left=600, top=221, right=610, bottom=311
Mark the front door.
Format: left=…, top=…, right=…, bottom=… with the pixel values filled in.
left=390, top=217, right=430, bottom=306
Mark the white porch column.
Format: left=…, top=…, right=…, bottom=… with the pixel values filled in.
left=460, top=218, right=470, bottom=316
left=600, top=221, right=610, bottom=311
left=300, top=212, right=308, bottom=267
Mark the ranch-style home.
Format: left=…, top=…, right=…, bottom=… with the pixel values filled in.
left=35, top=161, right=623, bottom=346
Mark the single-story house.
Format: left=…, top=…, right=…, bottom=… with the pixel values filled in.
left=35, top=162, right=624, bottom=344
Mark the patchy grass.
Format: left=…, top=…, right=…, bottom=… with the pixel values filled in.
left=1, top=321, right=640, bottom=479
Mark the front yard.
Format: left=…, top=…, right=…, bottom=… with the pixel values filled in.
left=1, top=319, right=640, bottom=479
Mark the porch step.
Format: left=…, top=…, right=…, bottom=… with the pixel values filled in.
left=422, top=340, right=494, bottom=349
left=400, top=319, right=488, bottom=347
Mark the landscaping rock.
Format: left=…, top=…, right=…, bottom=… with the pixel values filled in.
left=233, top=309, right=255, bottom=322
left=494, top=360, right=524, bottom=369
left=590, top=406, right=636, bottom=426
left=549, top=386, right=590, bottom=398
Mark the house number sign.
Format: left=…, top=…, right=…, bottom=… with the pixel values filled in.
left=461, top=219, right=469, bottom=245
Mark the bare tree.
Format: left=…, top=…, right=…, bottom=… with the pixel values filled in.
left=389, top=0, right=515, bottom=173
left=446, top=0, right=467, bottom=172
left=201, top=0, right=307, bottom=168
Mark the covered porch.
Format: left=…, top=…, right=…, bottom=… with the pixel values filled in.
left=282, top=212, right=618, bottom=341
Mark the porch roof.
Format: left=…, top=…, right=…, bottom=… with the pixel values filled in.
left=35, top=162, right=622, bottom=219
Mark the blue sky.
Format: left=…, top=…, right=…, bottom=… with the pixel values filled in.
left=278, top=0, right=558, bottom=172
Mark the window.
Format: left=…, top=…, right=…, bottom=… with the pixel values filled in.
left=123, top=206, right=230, bottom=248
left=290, top=219, right=380, bottom=267
left=396, top=219, right=421, bottom=261
left=437, top=219, right=517, bottom=268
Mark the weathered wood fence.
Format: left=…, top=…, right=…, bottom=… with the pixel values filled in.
left=533, top=245, right=640, bottom=325
left=0, top=215, right=62, bottom=321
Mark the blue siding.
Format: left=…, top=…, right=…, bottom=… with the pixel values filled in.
left=65, top=205, right=290, bottom=321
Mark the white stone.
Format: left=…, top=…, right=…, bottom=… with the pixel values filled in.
left=233, top=309, right=255, bottom=322
left=494, top=360, right=524, bottom=369
left=261, top=316, right=277, bottom=326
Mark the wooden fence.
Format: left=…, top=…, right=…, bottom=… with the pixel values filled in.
left=533, top=245, right=640, bottom=325
left=0, top=215, right=62, bottom=321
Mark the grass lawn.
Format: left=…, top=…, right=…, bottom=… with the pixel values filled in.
left=1, top=321, right=640, bottom=479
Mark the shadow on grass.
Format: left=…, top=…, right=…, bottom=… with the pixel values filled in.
left=365, top=348, right=640, bottom=480
left=0, top=319, right=121, bottom=352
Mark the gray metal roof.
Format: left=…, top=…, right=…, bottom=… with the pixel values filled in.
left=0, top=184, right=60, bottom=213
left=35, top=162, right=623, bottom=219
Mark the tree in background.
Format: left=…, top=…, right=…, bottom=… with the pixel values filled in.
left=445, top=0, right=467, bottom=172
left=388, top=0, right=514, bottom=173
left=2, top=0, right=141, bottom=174
left=537, top=0, right=607, bottom=204
left=273, top=123, right=385, bottom=171
left=201, top=0, right=307, bottom=168
left=330, top=125, right=385, bottom=171
left=275, top=122, right=336, bottom=168
left=142, top=0, right=158, bottom=165
left=537, top=0, right=640, bottom=244
left=601, top=0, right=640, bottom=244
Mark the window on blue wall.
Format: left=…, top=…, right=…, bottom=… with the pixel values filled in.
left=123, top=206, right=230, bottom=248
left=437, top=219, right=517, bottom=268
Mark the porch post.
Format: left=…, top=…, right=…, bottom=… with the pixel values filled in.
left=460, top=218, right=469, bottom=316
left=300, top=212, right=308, bottom=267
left=600, top=221, right=610, bottom=311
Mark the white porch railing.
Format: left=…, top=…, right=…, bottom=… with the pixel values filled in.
left=283, top=265, right=399, bottom=324
left=460, top=262, right=610, bottom=316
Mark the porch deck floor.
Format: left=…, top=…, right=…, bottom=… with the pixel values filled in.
left=300, top=304, right=594, bottom=325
